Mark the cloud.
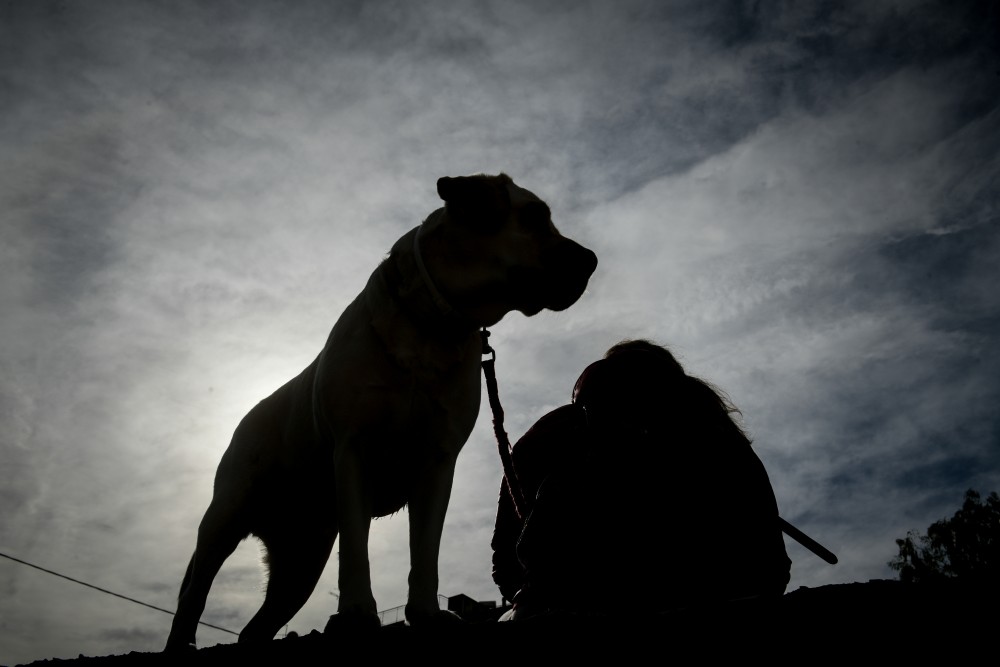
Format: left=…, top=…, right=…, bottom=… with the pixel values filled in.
left=2, top=1, right=999, bottom=663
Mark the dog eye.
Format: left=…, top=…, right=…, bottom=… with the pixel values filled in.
left=521, top=202, right=552, bottom=230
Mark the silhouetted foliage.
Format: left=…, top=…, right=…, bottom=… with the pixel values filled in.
left=889, top=489, right=1000, bottom=584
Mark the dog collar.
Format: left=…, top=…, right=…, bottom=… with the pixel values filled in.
left=376, top=225, right=477, bottom=338
left=413, top=225, right=459, bottom=320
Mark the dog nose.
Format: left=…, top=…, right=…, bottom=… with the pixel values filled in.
left=539, top=241, right=598, bottom=312
left=581, top=246, right=598, bottom=275
left=569, top=243, right=598, bottom=278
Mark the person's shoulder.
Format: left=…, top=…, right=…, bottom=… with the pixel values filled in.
left=539, top=403, right=581, bottom=422
left=512, top=404, right=582, bottom=454
left=526, top=404, right=582, bottom=435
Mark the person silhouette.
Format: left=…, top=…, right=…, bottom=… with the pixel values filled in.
left=491, top=339, right=791, bottom=619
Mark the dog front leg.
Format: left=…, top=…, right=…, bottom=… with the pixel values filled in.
left=404, top=455, right=463, bottom=625
left=332, top=444, right=378, bottom=624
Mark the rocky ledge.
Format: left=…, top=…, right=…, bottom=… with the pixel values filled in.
left=18, top=579, right=997, bottom=666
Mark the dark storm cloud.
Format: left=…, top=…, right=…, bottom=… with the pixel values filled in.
left=880, top=224, right=1000, bottom=330
left=564, top=0, right=1000, bottom=197
left=864, top=225, right=1000, bottom=496
left=720, top=212, right=1000, bottom=559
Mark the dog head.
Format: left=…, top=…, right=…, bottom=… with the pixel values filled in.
left=423, top=173, right=598, bottom=327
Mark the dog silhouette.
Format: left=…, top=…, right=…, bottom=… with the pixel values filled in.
left=165, top=173, right=598, bottom=649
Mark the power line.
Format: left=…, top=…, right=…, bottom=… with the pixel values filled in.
left=0, top=550, right=238, bottom=636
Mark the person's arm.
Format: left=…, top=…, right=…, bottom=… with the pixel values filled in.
left=490, top=404, right=583, bottom=603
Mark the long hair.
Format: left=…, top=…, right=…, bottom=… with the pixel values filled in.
left=572, top=338, right=751, bottom=445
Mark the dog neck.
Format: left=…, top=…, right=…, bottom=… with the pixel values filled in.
left=411, top=225, right=460, bottom=323
left=372, top=225, right=478, bottom=342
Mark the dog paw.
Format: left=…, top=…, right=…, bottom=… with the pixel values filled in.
left=323, top=610, right=381, bottom=636
left=404, top=606, right=465, bottom=627
left=162, top=639, right=197, bottom=654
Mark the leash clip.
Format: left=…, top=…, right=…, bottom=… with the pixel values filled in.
left=481, top=327, right=495, bottom=361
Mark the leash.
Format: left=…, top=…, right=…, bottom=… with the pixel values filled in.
left=479, top=327, right=837, bottom=565
left=481, top=328, right=528, bottom=520
left=779, top=517, right=838, bottom=564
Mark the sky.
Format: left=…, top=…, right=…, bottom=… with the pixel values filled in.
left=2, top=0, right=999, bottom=663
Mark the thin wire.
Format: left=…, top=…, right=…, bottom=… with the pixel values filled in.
left=0, top=550, right=238, bottom=636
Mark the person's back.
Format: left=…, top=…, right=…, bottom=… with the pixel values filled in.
left=498, top=340, right=791, bottom=617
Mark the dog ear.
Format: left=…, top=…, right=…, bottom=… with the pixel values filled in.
left=437, top=175, right=511, bottom=227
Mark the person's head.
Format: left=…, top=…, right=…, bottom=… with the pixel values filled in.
left=572, top=339, right=682, bottom=405
left=571, top=339, right=748, bottom=443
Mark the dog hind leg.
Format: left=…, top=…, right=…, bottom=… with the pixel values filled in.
left=165, top=500, right=248, bottom=651
left=239, top=527, right=337, bottom=643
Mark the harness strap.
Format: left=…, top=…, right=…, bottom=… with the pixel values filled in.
left=481, top=328, right=528, bottom=520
